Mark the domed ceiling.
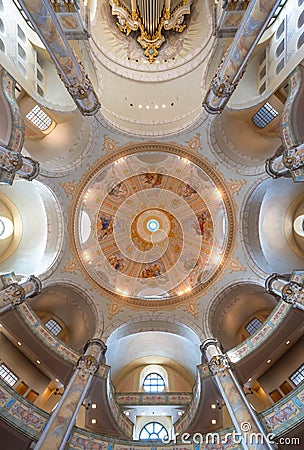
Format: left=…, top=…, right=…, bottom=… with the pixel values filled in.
left=74, top=151, right=231, bottom=304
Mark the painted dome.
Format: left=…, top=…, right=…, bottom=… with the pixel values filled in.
left=75, top=151, right=229, bottom=302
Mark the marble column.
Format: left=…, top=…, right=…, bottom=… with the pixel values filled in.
left=0, top=145, right=39, bottom=182
left=34, top=338, right=107, bottom=450
left=203, top=0, right=283, bottom=113
left=18, top=0, right=100, bottom=115
left=265, top=273, right=304, bottom=311
left=0, top=275, right=42, bottom=315
left=201, top=338, right=274, bottom=450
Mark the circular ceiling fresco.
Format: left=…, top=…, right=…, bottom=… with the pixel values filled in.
left=75, top=151, right=230, bottom=303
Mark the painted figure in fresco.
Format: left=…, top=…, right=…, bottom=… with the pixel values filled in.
left=265, top=404, right=297, bottom=428
left=96, top=214, right=114, bottom=240
left=141, top=263, right=162, bottom=278
left=192, top=211, right=212, bottom=238
left=109, top=255, right=125, bottom=271
left=141, top=173, right=163, bottom=187
left=73, top=435, right=105, bottom=450
left=11, top=404, right=43, bottom=428
left=108, top=182, right=127, bottom=199
left=181, top=183, right=197, bottom=198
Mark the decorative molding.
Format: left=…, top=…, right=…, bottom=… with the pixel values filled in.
left=59, top=180, right=78, bottom=197
left=185, top=133, right=202, bottom=152
left=183, top=299, right=199, bottom=319
left=227, top=179, right=247, bottom=196
left=103, top=134, right=120, bottom=153
left=107, top=301, right=124, bottom=320
left=228, top=257, right=247, bottom=273
left=61, top=257, right=81, bottom=274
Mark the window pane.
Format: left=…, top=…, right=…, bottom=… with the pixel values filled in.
left=290, top=364, right=304, bottom=386
left=252, top=103, right=278, bottom=128
left=45, top=318, right=62, bottom=336
left=245, top=317, right=262, bottom=335
left=0, top=363, right=18, bottom=386
left=26, top=105, right=52, bottom=131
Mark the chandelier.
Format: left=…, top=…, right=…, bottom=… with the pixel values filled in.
left=109, top=0, right=192, bottom=62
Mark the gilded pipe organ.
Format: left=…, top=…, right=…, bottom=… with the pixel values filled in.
left=109, top=0, right=192, bottom=62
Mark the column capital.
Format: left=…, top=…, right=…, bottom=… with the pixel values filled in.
left=282, top=143, right=304, bottom=171
left=208, top=354, right=231, bottom=375
left=282, top=281, right=304, bottom=305
left=2, top=283, right=26, bottom=306
left=77, top=354, right=99, bottom=376
left=200, top=338, right=231, bottom=374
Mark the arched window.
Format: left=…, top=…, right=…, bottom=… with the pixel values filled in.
left=139, top=422, right=168, bottom=440
left=143, top=373, right=165, bottom=393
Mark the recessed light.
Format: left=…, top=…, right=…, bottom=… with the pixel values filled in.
left=92, top=404, right=97, bottom=409
left=267, top=359, right=271, bottom=364
left=178, top=411, right=183, bottom=416
left=146, top=105, right=150, bottom=109
left=211, top=419, right=217, bottom=425
left=17, top=341, right=22, bottom=346
left=155, top=105, right=159, bottom=109
left=125, top=411, right=129, bottom=416
left=91, top=419, right=96, bottom=424
left=139, top=104, right=143, bottom=109
left=162, top=104, right=166, bottom=108
left=55, top=379, right=59, bottom=383
left=36, top=360, right=41, bottom=364
left=286, top=340, right=290, bottom=345
left=211, top=404, right=216, bottom=409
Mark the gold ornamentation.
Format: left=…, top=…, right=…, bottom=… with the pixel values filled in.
left=183, top=299, right=199, bottom=319
left=61, top=258, right=80, bottom=274
left=228, top=257, right=246, bottom=273
left=2, top=284, right=26, bottom=306
left=186, top=133, right=202, bottom=152
left=109, top=0, right=192, bottom=62
left=77, top=355, right=99, bottom=376
left=59, top=181, right=77, bottom=196
left=227, top=179, right=246, bottom=196
left=208, top=354, right=230, bottom=375
left=108, top=301, right=124, bottom=319
left=103, top=134, right=119, bottom=153
left=282, top=282, right=304, bottom=306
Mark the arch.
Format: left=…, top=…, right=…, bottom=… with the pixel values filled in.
left=206, top=281, right=277, bottom=351
left=30, top=283, right=99, bottom=352
left=241, top=177, right=304, bottom=274
left=106, top=320, right=201, bottom=383
left=0, top=180, right=64, bottom=278
left=209, top=102, right=281, bottom=174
